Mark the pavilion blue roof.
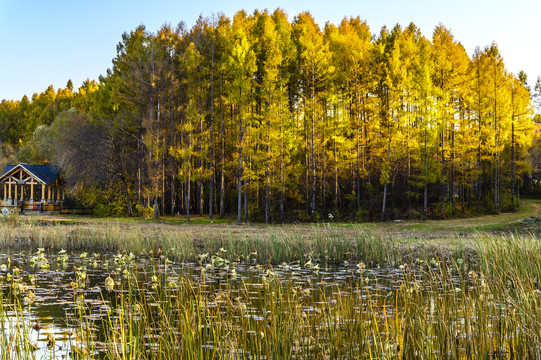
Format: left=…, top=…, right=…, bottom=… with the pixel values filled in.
left=1, top=163, right=60, bottom=185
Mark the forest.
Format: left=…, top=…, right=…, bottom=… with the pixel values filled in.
left=1, top=9, right=540, bottom=222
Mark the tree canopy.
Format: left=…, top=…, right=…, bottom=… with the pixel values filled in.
left=0, top=10, right=537, bottom=221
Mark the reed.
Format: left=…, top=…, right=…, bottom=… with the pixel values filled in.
left=0, top=255, right=540, bottom=359
left=90, top=255, right=541, bottom=359
left=0, top=221, right=417, bottom=265
left=0, top=220, right=541, bottom=358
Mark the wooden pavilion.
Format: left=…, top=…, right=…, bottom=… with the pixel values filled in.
left=0, top=163, right=64, bottom=213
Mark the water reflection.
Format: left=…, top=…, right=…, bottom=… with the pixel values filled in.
left=0, top=251, right=490, bottom=359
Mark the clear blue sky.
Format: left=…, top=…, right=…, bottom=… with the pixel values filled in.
left=1, top=0, right=539, bottom=101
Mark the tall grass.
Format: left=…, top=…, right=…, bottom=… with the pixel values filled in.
left=0, top=221, right=411, bottom=265
left=78, top=254, right=541, bottom=359
left=1, top=220, right=541, bottom=358
left=0, top=280, right=43, bottom=359
left=0, top=243, right=540, bottom=358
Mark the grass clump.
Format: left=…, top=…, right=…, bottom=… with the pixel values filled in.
left=0, top=216, right=541, bottom=358
left=0, top=238, right=540, bottom=358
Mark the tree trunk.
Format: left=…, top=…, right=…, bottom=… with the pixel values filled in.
left=478, top=117, right=482, bottom=214
left=244, top=175, right=248, bottom=222
left=311, top=75, right=316, bottom=219
left=382, top=138, right=391, bottom=222
left=476, top=62, right=483, bottom=214
left=355, top=77, right=361, bottom=210
left=237, top=88, right=243, bottom=223
left=304, top=98, right=309, bottom=215
left=441, top=126, right=445, bottom=216
left=279, top=80, right=284, bottom=223
left=334, top=104, right=338, bottom=211
left=381, top=183, right=388, bottom=222
left=265, top=93, right=271, bottom=224
left=451, top=123, right=456, bottom=216
left=493, top=63, right=499, bottom=211
left=187, top=132, right=192, bottom=222
left=169, top=47, right=175, bottom=216
left=511, top=117, right=516, bottom=207
left=423, top=129, right=428, bottom=219
left=199, top=180, right=203, bottom=216
left=220, top=74, right=225, bottom=218
left=209, top=34, right=215, bottom=219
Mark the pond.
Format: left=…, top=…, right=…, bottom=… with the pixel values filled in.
left=0, top=248, right=527, bottom=359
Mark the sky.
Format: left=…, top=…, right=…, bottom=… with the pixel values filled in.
left=1, top=0, right=540, bottom=101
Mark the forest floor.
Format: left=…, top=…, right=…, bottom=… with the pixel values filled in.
left=39, top=199, right=541, bottom=240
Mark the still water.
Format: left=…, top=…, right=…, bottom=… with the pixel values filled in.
left=0, top=249, right=471, bottom=359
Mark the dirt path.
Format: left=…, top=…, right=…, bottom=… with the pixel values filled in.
left=367, top=199, right=541, bottom=236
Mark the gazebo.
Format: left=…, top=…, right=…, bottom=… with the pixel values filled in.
left=0, top=163, right=64, bottom=212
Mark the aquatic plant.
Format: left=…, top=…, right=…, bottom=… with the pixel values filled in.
left=0, top=221, right=541, bottom=358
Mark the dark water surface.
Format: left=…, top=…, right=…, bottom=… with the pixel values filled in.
left=0, top=250, right=467, bottom=359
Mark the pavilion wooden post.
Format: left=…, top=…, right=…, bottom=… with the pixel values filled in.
left=14, top=183, right=17, bottom=201
left=19, top=170, right=22, bottom=204
left=3, top=183, right=5, bottom=200
left=8, top=181, right=11, bottom=200
left=30, top=180, right=34, bottom=202
left=41, top=184, right=45, bottom=202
